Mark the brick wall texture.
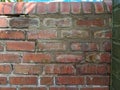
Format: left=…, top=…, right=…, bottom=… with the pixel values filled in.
left=0, top=0, right=112, bottom=90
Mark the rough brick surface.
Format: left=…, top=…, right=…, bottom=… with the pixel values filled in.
left=10, top=77, right=37, bottom=85
left=6, top=41, right=35, bottom=51
left=0, top=1, right=112, bottom=90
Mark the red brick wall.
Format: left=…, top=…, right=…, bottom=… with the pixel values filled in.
left=0, top=0, right=112, bottom=90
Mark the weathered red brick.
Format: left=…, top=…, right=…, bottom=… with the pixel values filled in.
left=47, top=2, right=58, bottom=13
left=97, top=65, right=108, bottom=75
left=77, top=64, right=97, bottom=75
left=100, top=52, right=111, bottom=63
left=23, top=53, right=52, bottom=63
left=0, top=54, right=20, bottom=63
left=71, top=43, right=99, bottom=51
left=0, top=30, right=25, bottom=40
left=27, top=30, right=57, bottom=40
left=0, top=65, right=11, bottom=74
left=36, top=3, right=47, bottom=14
left=86, top=76, right=110, bottom=85
left=105, top=1, right=112, bottom=13
left=0, top=17, right=9, bottom=27
left=20, top=87, right=46, bottom=90
left=77, top=18, right=105, bottom=27
left=60, top=2, right=70, bottom=14
left=10, top=77, right=37, bottom=85
left=94, top=2, right=104, bottom=13
left=71, top=2, right=81, bottom=14
left=41, top=77, right=53, bottom=85
left=3, top=3, right=13, bottom=14
left=56, top=76, right=84, bottom=85
left=38, top=42, right=66, bottom=51
left=6, top=41, right=35, bottom=51
left=0, top=77, right=7, bottom=85
left=49, top=87, right=79, bottom=90
left=45, top=65, right=75, bottom=75
left=102, top=40, right=111, bottom=51
left=14, top=64, right=43, bottom=75
left=0, top=3, right=4, bottom=14
left=86, top=52, right=111, bottom=63
left=56, top=54, right=83, bottom=63
left=77, top=64, right=108, bottom=75
left=82, top=2, right=92, bottom=13
left=15, top=2, right=24, bottom=14
left=25, top=3, right=36, bottom=14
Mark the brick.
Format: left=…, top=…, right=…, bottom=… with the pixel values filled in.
left=0, top=65, right=11, bottom=74
left=71, top=43, right=99, bottom=51
left=0, top=3, right=4, bottom=14
left=0, top=88, right=16, bottom=90
left=38, top=42, right=66, bottom=51
left=71, top=2, right=81, bottom=14
left=27, top=30, right=57, bottom=40
left=94, top=30, right=112, bottom=39
left=0, top=17, right=9, bottom=27
left=105, top=1, right=112, bottom=13
left=43, top=18, right=72, bottom=27
left=0, top=77, right=7, bottom=85
left=3, top=3, right=13, bottom=14
left=56, top=54, right=83, bottom=63
left=36, top=3, right=47, bottom=14
left=94, top=3, right=104, bottom=13
left=10, top=77, right=37, bottom=85
left=85, top=53, right=99, bottom=63
left=81, top=87, right=109, bottom=90
left=77, top=64, right=108, bottom=75
left=56, top=76, right=84, bottom=85
left=82, top=2, right=92, bottom=13
left=97, top=64, right=108, bottom=75
left=102, top=40, right=111, bottom=51
left=61, top=30, right=89, bottom=39
left=60, top=2, right=70, bottom=14
left=77, top=18, right=105, bottom=27
left=76, top=64, right=97, bottom=75
left=47, top=3, right=58, bottom=13
left=49, top=87, right=79, bottom=90
left=40, top=77, right=53, bottom=85
left=29, top=18, right=40, bottom=28
left=45, top=65, right=75, bottom=75
left=0, top=54, right=20, bottom=63
left=86, top=76, right=110, bottom=85
left=100, top=52, right=111, bottom=63
left=14, top=64, right=43, bottom=75
left=86, top=52, right=111, bottom=63
left=9, top=18, right=29, bottom=28
left=25, top=3, right=36, bottom=14
left=20, top=87, right=46, bottom=90
left=15, top=2, right=24, bottom=14
left=0, top=30, right=25, bottom=40
left=23, top=53, right=52, bottom=63
left=6, top=41, right=35, bottom=51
